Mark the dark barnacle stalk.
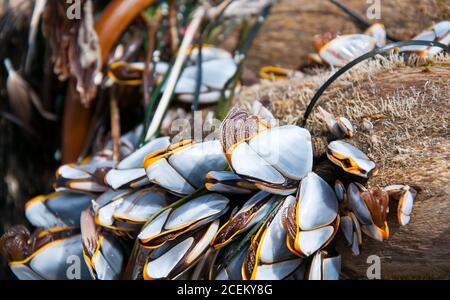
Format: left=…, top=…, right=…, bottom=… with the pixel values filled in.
left=192, top=35, right=203, bottom=112
left=139, top=5, right=174, bottom=146
left=190, top=0, right=235, bottom=112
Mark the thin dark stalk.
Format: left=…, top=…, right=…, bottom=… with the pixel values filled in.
left=139, top=7, right=173, bottom=146
left=141, top=9, right=162, bottom=108
left=215, top=3, right=273, bottom=120
left=168, top=0, right=179, bottom=54
left=329, top=0, right=370, bottom=29
left=191, top=0, right=235, bottom=112
left=143, top=6, right=206, bottom=142
left=192, top=38, right=202, bottom=111
left=77, top=88, right=108, bottom=163
left=328, top=0, right=400, bottom=42
left=214, top=64, right=242, bottom=120
left=139, top=64, right=172, bottom=146
left=237, top=4, right=273, bottom=56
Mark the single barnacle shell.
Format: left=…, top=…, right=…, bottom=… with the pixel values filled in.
left=107, top=61, right=168, bottom=86
left=307, top=250, right=341, bottom=280
left=334, top=180, right=361, bottom=255
left=384, top=185, right=417, bottom=226
left=284, top=172, right=339, bottom=257
left=93, top=188, right=171, bottom=232
left=54, top=159, right=112, bottom=193
left=108, top=61, right=148, bottom=86
left=105, top=136, right=171, bottom=190
left=314, top=34, right=377, bottom=67
left=362, top=118, right=374, bottom=131
left=334, top=180, right=346, bottom=204
left=212, top=191, right=274, bottom=249
left=25, top=192, right=92, bottom=228
left=242, top=196, right=303, bottom=280
left=143, top=220, right=220, bottom=280
left=327, top=141, right=378, bottom=178
left=317, top=107, right=354, bottom=138
left=138, top=193, right=229, bottom=248
left=400, top=21, right=450, bottom=58
left=220, top=108, right=313, bottom=195
left=54, top=126, right=145, bottom=193
left=348, top=183, right=389, bottom=241
left=205, top=171, right=257, bottom=194
left=144, top=140, right=228, bottom=195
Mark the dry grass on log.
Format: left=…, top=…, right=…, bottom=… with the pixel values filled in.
left=234, top=54, right=450, bottom=279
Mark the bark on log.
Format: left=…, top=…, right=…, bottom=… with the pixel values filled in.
left=234, top=55, right=450, bottom=279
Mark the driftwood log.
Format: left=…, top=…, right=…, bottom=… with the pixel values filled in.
left=234, top=55, right=450, bottom=279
